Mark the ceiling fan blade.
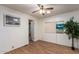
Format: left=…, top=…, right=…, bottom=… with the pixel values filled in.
left=45, top=7, right=54, bottom=10
left=32, top=10, right=39, bottom=13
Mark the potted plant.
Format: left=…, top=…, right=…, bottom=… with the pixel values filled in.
left=64, top=17, right=79, bottom=50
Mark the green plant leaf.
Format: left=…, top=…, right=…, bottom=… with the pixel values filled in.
left=64, top=17, right=79, bottom=39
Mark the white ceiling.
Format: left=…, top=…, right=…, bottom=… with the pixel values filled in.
left=1, top=4, right=79, bottom=19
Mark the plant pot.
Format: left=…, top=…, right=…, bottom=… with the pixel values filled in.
left=71, top=47, right=75, bottom=50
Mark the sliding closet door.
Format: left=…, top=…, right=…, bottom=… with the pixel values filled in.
left=43, top=22, right=57, bottom=43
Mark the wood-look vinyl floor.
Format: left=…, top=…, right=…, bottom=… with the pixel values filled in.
left=6, top=40, right=79, bottom=54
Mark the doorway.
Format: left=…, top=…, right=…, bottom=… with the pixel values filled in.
left=29, top=20, right=34, bottom=43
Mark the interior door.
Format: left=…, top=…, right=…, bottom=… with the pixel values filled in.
left=29, top=20, right=34, bottom=43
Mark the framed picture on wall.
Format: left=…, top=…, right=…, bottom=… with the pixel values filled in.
left=56, top=21, right=64, bottom=33
left=3, top=15, right=20, bottom=27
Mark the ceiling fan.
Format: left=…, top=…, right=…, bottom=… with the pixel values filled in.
left=32, top=4, right=54, bottom=15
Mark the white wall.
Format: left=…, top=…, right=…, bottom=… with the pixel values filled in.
left=0, top=5, right=39, bottom=53
left=39, top=10, right=79, bottom=49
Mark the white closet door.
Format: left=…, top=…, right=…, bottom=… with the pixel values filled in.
left=43, top=22, right=57, bottom=43
left=44, top=22, right=56, bottom=33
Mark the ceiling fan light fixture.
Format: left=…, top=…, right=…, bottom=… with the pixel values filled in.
left=42, top=10, right=45, bottom=13
left=32, top=4, right=53, bottom=15
left=39, top=9, right=45, bottom=14
left=47, top=10, right=51, bottom=14
left=39, top=9, right=42, bottom=14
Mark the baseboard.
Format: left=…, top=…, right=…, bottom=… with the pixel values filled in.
left=40, top=40, right=79, bottom=49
